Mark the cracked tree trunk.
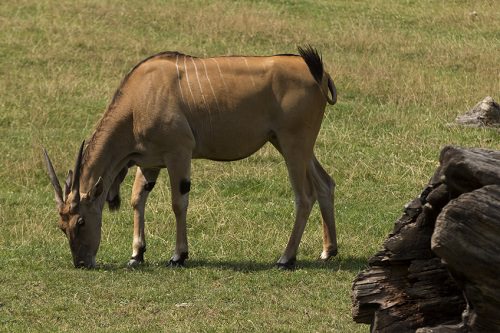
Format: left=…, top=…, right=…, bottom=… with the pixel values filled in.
left=352, top=146, right=500, bottom=333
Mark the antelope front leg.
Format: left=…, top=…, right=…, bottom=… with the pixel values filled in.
left=128, top=167, right=160, bottom=267
left=165, top=152, right=192, bottom=267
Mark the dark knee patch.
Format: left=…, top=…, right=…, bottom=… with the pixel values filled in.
left=107, top=194, right=121, bottom=211
left=144, top=182, right=156, bottom=192
left=180, top=179, right=191, bottom=195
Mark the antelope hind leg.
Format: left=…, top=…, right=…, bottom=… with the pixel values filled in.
left=310, top=156, right=337, bottom=260
left=273, top=137, right=316, bottom=270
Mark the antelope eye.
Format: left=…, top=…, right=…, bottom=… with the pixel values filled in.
left=77, top=217, right=85, bottom=226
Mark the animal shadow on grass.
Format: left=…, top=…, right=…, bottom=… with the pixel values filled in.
left=91, top=252, right=369, bottom=272
left=103, top=255, right=368, bottom=273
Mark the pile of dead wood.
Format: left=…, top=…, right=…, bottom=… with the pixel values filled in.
left=352, top=146, right=500, bottom=332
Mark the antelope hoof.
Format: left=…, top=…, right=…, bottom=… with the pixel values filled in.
left=168, top=252, right=188, bottom=268
left=128, top=256, right=144, bottom=268
left=320, top=249, right=338, bottom=261
left=276, top=257, right=296, bottom=271
left=127, top=259, right=142, bottom=268
left=128, top=247, right=146, bottom=267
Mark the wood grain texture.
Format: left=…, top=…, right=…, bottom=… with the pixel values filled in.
left=352, top=146, right=500, bottom=332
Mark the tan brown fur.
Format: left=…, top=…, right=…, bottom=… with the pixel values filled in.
left=44, top=47, right=338, bottom=268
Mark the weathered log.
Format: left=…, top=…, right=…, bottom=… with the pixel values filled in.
left=439, top=146, right=500, bottom=196
left=352, top=146, right=500, bottom=332
left=431, top=185, right=500, bottom=333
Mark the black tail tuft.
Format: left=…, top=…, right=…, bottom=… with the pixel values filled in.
left=298, top=45, right=323, bottom=84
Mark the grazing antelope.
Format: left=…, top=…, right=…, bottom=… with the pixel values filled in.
left=43, top=46, right=338, bottom=269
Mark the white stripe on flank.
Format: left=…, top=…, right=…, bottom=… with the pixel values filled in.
left=175, top=55, right=191, bottom=111
left=242, top=57, right=256, bottom=88
left=211, top=58, right=228, bottom=90
left=192, top=58, right=212, bottom=132
left=191, top=58, right=209, bottom=110
left=201, top=59, right=222, bottom=113
left=184, top=56, right=196, bottom=107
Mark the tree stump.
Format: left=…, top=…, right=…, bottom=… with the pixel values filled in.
left=352, top=146, right=500, bottom=333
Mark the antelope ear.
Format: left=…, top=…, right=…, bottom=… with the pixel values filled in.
left=87, top=177, right=104, bottom=202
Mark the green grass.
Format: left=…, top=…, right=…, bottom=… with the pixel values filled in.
left=1, top=0, right=499, bottom=331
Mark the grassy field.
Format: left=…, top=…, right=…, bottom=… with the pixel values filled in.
left=1, top=0, right=499, bottom=331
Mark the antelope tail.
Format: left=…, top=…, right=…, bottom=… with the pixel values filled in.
left=297, top=45, right=337, bottom=105
left=324, top=72, right=337, bottom=105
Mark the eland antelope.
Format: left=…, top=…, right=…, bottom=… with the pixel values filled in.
left=43, top=46, right=338, bottom=269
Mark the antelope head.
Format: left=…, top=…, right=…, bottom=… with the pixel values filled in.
left=43, top=142, right=104, bottom=268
